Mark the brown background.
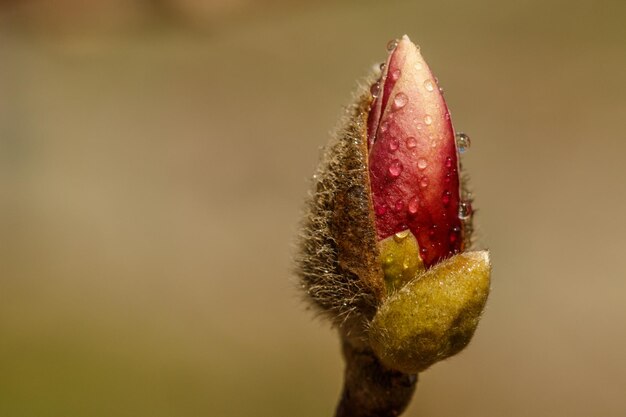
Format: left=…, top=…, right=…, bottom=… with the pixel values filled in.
left=1, top=1, right=625, bottom=416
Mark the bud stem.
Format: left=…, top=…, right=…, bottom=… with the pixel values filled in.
left=335, top=335, right=417, bottom=417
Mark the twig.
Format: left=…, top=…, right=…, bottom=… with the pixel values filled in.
left=335, top=335, right=417, bottom=417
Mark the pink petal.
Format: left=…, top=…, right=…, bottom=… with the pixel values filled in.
left=368, top=36, right=462, bottom=267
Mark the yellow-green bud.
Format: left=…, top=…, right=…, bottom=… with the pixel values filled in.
left=369, top=251, right=491, bottom=373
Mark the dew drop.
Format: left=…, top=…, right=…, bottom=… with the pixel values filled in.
left=455, top=132, right=472, bottom=153
left=406, top=136, right=417, bottom=149
left=370, top=82, right=380, bottom=98
left=380, top=120, right=389, bottom=133
left=420, top=247, right=428, bottom=257
left=424, top=114, right=433, bottom=125
left=424, top=79, right=435, bottom=92
left=390, top=69, right=401, bottom=81
left=379, top=62, right=386, bottom=71
left=388, top=137, right=399, bottom=151
left=417, top=158, right=428, bottom=170
left=375, top=204, right=387, bottom=216
left=445, top=156, right=453, bottom=168
left=394, top=200, right=404, bottom=211
left=387, top=39, right=399, bottom=51
left=394, top=230, right=410, bottom=241
left=419, top=176, right=429, bottom=188
left=388, top=160, right=403, bottom=177
left=428, top=225, right=438, bottom=238
left=459, top=200, right=473, bottom=220
left=408, top=196, right=419, bottom=214
left=384, top=254, right=394, bottom=266
left=393, top=92, right=408, bottom=110
left=442, top=190, right=451, bottom=206
left=415, top=62, right=423, bottom=71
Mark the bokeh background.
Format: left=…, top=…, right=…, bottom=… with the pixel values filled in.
left=1, top=0, right=625, bottom=416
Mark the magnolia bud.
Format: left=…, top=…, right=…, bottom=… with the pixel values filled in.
left=296, top=35, right=491, bottom=374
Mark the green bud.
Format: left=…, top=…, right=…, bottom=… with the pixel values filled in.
left=378, top=229, right=425, bottom=293
left=369, top=251, right=491, bottom=373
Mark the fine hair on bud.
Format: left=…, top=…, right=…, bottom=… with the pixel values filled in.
left=296, top=75, right=387, bottom=333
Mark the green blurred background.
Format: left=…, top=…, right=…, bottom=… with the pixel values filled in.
left=1, top=0, right=625, bottom=416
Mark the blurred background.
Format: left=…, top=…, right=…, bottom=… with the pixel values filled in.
left=1, top=0, right=625, bottom=416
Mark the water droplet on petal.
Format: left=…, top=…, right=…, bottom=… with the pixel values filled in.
left=424, top=79, right=434, bottom=92
left=375, top=204, right=387, bottom=216
left=384, top=254, right=394, bottom=266
left=379, top=62, right=386, bottom=71
left=459, top=200, right=473, bottom=220
left=406, top=137, right=417, bottom=149
left=420, top=247, right=428, bottom=257
left=393, top=92, right=408, bottom=110
left=439, top=86, right=445, bottom=94
left=417, top=158, right=428, bottom=170
left=387, top=39, right=399, bottom=51
left=390, top=69, right=401, bottom=81
left=388, top=137, right=399, bottom=151
left=388, top=160, right=403, bottom=177
left=419, top=176, right=429, bottom=188
left=445, top=156, right=453, bottom=168
left=456, top=132, right=472, bottom=153
left=408, top=196, right=419, bottom=214
left=394, top=200, right=404, bottom=211
left=380, top=120, right=389, bottom=133
left=394, top=230, right=410, bottom=241
left=414, top=62, right=423, bottom=71
left=424, top=115, right=433, bottom=125
left=442, top=190, right=451, bottom=206
left=370, top=82, right=380, bottom=98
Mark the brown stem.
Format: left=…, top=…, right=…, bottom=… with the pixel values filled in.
left=334, top=335, right=417, bottom=417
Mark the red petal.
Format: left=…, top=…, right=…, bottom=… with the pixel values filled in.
left=368, top=36, right=462, bottom=267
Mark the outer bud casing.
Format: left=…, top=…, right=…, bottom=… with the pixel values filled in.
left=369, top=251, right=491, bottom=373
left=297, top=93, right=386, bottom=329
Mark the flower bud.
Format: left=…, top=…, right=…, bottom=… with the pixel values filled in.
left=296, top=36, right=490, bottom=371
